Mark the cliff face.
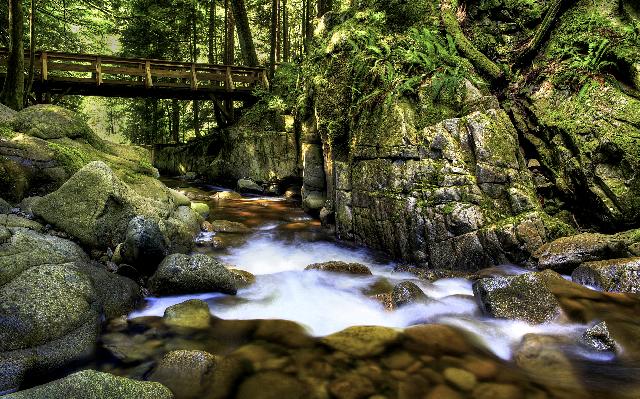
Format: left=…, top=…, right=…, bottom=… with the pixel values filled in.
left=300, top=0, right=640, bottom=270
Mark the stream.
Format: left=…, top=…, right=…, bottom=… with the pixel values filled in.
left=98, top=179, right=640, bottom=398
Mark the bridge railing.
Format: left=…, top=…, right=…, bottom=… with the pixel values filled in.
left=0, top=48, right=268, bottom=93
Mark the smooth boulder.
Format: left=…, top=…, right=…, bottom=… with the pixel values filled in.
left=304, top=261, right=372, bottom=275
left=120, top=216, right=168, bottom=274
left=149, top=253, right=238, bottom=296
left=391, top=281, right=429, bottom=307
left=3, top=370, right=173, bottom=399
left=149, top=350, right=217, bottom=399
left=473, top=271, right=562, bottom=324
left=533, top=233, right=627, bottom=273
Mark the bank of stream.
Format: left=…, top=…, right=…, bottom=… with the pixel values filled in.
left=89, top=179, right=640, bottom=399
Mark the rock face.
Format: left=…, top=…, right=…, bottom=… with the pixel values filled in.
left=32, top=161, right=201, bottom=251
left=0, top=229, right=140, bottom=392
left=3, top=370, right=173, bottom=399
left=149, top=253, right=238, bottom=296
left=153, top=106, right=299, bottom=190
left=572, top=257, right=640, bottom=293
left=473, top=271, right=562, bottom=324
left=533, top=233, right=628, bottom=273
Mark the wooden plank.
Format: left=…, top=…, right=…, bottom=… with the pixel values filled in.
left=47, top=63, right=94, bottom=73
left=145, top=60, right=153, bottom=88
left=101, top=66, right=146, bottom=76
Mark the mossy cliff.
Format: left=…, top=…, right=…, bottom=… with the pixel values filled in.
left=296, top=0, right=640, bottom=270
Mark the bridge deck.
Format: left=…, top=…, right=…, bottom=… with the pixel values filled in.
left=0, top=49, right=267, bottom=101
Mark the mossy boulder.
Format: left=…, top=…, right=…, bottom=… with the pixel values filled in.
left=473, top=270, right=563, bottom=324
left=0, top=197, right=12, bottom=213
left=120, top=216, right=168, bottom=274
left=163, top=299, right=212, bottom=330
left=3, top=370, right=173, bottom=399
left=304, top=261, right=372, bottom=275
left=148, top=350, right=217, bottom=399
left=321, top=326, right=400, bottom=357
left=32, top=161, right=201, bottom=251
left=149, top=254, right=238, bottom=296
left=11, top=105, right=100, bottom=145
left=572, top=257, right=640, bottom=293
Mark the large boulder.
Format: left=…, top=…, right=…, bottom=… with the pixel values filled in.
left=0, top=229, right=140, bottom=392
left=533, top=233, right=628, bottom=273
left=304, top=261, right=372, bottom=275
left=391, top=281, right=429, bottom=308
left=149, top=253, right=238, bottom=296
left=148, top=350, right=217, bottom=399
left=3, top=370, right=173, bottom=399
left=11, top=104, right=100, bottom=145
left=32, top=161, right=201, bottom=251
left=572, top=257, right=640, bottom=293
left=473, top=270, right=562, bottom=324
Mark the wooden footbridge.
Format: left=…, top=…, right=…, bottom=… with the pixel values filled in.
left=0, top=49, right=267, bottom=103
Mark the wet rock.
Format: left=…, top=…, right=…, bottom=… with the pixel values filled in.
left=3, top=370, right=172, bottom=399
left=572, top=257, right=640, bottom=293
left=580, top=321, right=617, bottom=352
left=206, top=355, right=252, bottom=399
left=391, top=281, right=429, bottom=307
left=254, top=319, right=315, bottom=348
left=236, top=371, right=308, bottom=399
left=426, top=384, right=464, bottom=399
left=237, top=178, right=263, bottom=194
left=212, top=190, right=242, bottom=200
left=229, top=268, right=256, bottom=288
left=203, top=220, right=250, bottom=233
left=163, top=299, right=212, bottom=330
left=190, top=202, right=209, bottom=217
left=149, top=253, right=238, bottom=296
left=121, top=216, right=168, bottom=274
left=382, top=350, right=415, bottom=370
left=304, top=261, right=372, bottom=275
left=471, top=383, right=523, bottom=399
left=514, top=334, right=586, bottom=397
left=328, top=373, right=375, bottom=399
left=393, top=264, right=470, bottom=281
left=443, top=367, right=477, bottom=391
left=533, top=233, right=627, bottom=273
left=403, top=324, right=471, bottom=356
left=371, top=293, right=394, bottom=311
left=321, top=326, right=400, bottom=357
left=148, top=350, right=218, bottom=399
left=472, top=271, right=562, bottom=324
left=301, top=190, right=326, bottom=213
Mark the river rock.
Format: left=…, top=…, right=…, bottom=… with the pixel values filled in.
left=120, top=216, right=168, bottom=274
left=237, top=179, right=263, bottom=194
left=236, top=371, right=309, bottom=399
left=149, top=253, right=238, bottom=296
left=443, top=367, right=477, bottom=391
left=304, top=261, right=372, bottom=275
left=391, top=281, right=429, bottom=307
left=163, top=299, right=212, bottom=329
left=17, top=196, right=40, bottom=214
left=328, top=373, right=375, bottom=399
left=472, top=271, right=562, bottom=324
left=533, top=233, right=628, bottom=273
left=580, top=321, right=617, bottom=352
left=3, top=370, right=173, bottom=399
left=572, top=257, right=640, bottom=293
left=212, top=190, right=242, bottom=200
left=0, top=213, right=44, bottom=232
left=471, top=383, right=523, bottom=399
left=203, top=220, right=250, bottom=233
left=191, top=202, right=210, bottom=217
left=11, top=104, right=100, bottom=144
left=32, top=161, right=201, bottom=251
left=403, top=324, right=471, bottom=356
left=321, top=326, right=400, bottom=357
left=148, top=350, right=218, bottom=399
left=229, top=269, right=256, bottom=288
left=0, top=231, right=140, bottom=392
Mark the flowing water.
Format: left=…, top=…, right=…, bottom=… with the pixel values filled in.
left=96, top=180, right=640, bottom=398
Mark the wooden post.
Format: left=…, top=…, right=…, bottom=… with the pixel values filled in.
left=191, top=64, right=198, bottom=90
left=260, top=70, right=269, bottom=89
left=41, top=52, right=48, bottom=81
left=145, top=60, right=153, bottom=88
left=225, top=66, right=234, bottom=92
left=95, top=56, right=102, bottom=86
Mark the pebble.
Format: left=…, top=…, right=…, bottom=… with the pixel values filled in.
left=471, top=383, right=523, bottom=399
left=425, top=384, right=464, bottom=399
left=443, top=367, right=478, bottom=391
left=328, top=373, right=376, bottom=399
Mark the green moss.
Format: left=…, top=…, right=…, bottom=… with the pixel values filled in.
left=47, top=142, right=93, bottom=174
left=0, top=125, right=16, bottom=139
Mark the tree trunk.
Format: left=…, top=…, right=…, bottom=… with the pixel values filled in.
left=224, top=0, right=235, bottom=65
left=276, top=0, right=281, bottom=63
left=1, top=0, right=25, bottom=110
left=24, top=0, right=35, bottom=106
left=317, top=0, right=332, bottom=17
left=283, top=0, right=290, bottom=62
left=305, top=0, right=313, bottom=54
left=171, top=99, right=180, bottom=143
left=270, top=0, right=278, bottom=80
left=208, top=0, right=217, bottom=64
left=230, top=0, right=258, bottom=67
left=192, top=6, right=201, bottom=138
